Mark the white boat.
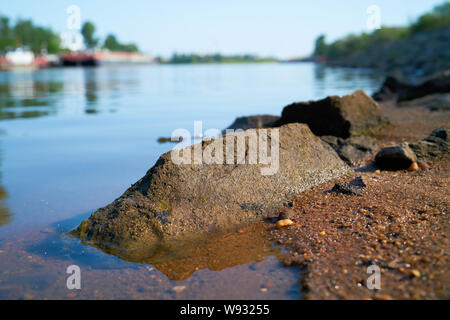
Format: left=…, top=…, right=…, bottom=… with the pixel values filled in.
left=0, top=47, right=41, bottom=70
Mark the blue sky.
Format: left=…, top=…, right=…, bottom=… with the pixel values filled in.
left=1, top=0, right=446, bottom=58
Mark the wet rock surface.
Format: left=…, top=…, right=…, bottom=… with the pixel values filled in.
left=72, top=123, right=350, bottom=249
left=272, top=90, right=386, bottom=138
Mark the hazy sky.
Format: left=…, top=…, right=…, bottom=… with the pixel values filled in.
left=1, top=0, right=446, bottom=58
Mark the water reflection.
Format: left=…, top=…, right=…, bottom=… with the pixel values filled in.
left=0, top=134, right=11, bottom=227
left=79, top=224, right=283, bottom=281
left=0, top=72, right=62, bottom=120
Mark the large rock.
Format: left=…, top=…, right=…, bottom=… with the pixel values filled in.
left=72, top=123, right=350, bottom=249
left=272, top=90, right=386, bottom=138
left=225, top=115, right=280, bottom=131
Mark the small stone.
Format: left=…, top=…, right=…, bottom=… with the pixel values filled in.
left=172, top=286, right=187, bottom=294
left=375, top=294, right=393, bottom=300
left=418, top=161, right=430, bottom=169
left=319, top=231, right=326, bottom=236
left=375, top=170, right=381, bottom=174
left=23, top=294, right=33, bottom=300
left=66, top=293, right=77, bottom=299
left=411, top=270, right=421, bottom=278
left=408, top=162, right=419, bottom=172
left=276, top=219, right=294, bottom=229
left=260, top=288, right=268, bottom=293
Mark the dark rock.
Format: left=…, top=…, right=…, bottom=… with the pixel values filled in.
left=409, top=128, right=449, bottom=159
left=398, top=70, right=450, bottom=102
left=331, top=176, right=366, bottom=196
left=375, top=143, right=417, bottom=170
left=225, top=115, right=280, bottom=131
left=373, top=73, right=412, bottom=102
left=72, top=123, right=350, bottom=249
left=321, top=135, right=377, bottom=166
left=272, top=90, right=387, bottom=138
left=398, top=93, right=450, bottom=111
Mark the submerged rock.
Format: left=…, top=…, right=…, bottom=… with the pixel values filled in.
left=375, top=143, right=417, bottom=170
left=272, top=90, right=386, bottom=138
left=72, top=123, right=350, bottom=249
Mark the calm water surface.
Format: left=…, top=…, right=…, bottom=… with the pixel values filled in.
left=0, top=63, right=383, bottom=299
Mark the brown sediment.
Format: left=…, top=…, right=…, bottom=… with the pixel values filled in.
left=268, top=101, right=450, bottom=300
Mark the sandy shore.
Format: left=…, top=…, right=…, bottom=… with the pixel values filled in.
left=267, top=99, right=450, bottom=299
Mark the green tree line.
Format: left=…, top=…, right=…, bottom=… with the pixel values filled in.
left=0, top=14, right=139, bottom=54
left=0, top=15, right=61, bottom=54
left=313, top=2, right=450, bottom=59
left=162, top=53, right=277, bottom=64
left=81, top=21, right=139, bottom=52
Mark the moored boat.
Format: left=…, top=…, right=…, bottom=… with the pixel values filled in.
left=0, top=47, right=48, bottom=70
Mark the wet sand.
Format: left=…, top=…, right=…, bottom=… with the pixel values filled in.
left=268, top=100, right=450, bottom=299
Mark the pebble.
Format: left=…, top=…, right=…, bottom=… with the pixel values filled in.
left=408, top=162, right=419, bottom=172
left=66, top=293, right=77, bottom=299
left=418, top=162, right=430, bottom=169
left=276, top=219, right=294, bottom=229
left=260, top=288, right=268, bottom=293
left=319, top=231, right=326, bottom=236
left=172, top=286, right=187, bottom=294
left=411, top=269, right=421, bottom=278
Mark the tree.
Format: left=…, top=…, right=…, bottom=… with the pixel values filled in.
left=103, top=34, right=119, bottom=51
left=103, top=33, right=139, bottom=52
left=81, top=21, right=98, bottom=49
left=313, top=34, right=327, bottom=56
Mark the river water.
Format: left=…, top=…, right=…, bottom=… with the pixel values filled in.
left=0, top=63, right=383, bottom=299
